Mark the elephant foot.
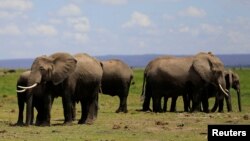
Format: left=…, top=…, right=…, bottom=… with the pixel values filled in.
left=15, top=121, right=25, bottom=126
left=115, top=108, right=128, bottom=113
left=35, top=120, right=50, bottom=126
left=153, top=109, right=163, bottom=113
left=78, top=118, right=94, bottom=125
left=218, top=110, right=224, bottom=113
left=63, top=121, right=73, bottom=126
left=142, top=107, right=152, bottom=112
left=78, top=119, right=85, bottom=124
left=211, top=108, right=217, bottom=113
left=203, top=109, right=210, bottom=113
left=170, top=109, right=176, bottom=112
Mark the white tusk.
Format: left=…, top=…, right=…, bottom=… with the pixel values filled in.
left=18, top=83, right=37, bottom=89
left=16, top=89, right=26, bottom=93
left=225, top=89, right=229, bottom=93
left=219, top=84, right=229, bottom=97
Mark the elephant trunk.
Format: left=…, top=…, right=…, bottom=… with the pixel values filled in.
left=237, top=89, right=242, bottom=112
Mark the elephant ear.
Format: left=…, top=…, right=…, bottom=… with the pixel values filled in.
left=50, top=53, right=77, bottom=85
left=192, top=52, right=224, bottom=82
left=192, top=54, right=213, bottom=82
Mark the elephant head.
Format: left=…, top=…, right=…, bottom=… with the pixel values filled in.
left=18, top=52, right=77, bottom=90
left=192, top=52, right=229, bottom=99
left=225, top=69, right=241, bottom=112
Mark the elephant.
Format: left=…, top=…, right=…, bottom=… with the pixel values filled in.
left=165, top=69, right=241, bottom=113
left=17, top=52, right=103, bottom=126
left=141, top=56, right=190, bottom=112
left=141, top=52, right=229, bottom=113
left=100, top=59, right=134, bottom=113
left=16, top=70, right=45, bottom=126
left=202, top=69, right=241, bottom=112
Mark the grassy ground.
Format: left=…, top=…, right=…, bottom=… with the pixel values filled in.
left=0, top=68, right=249, bottom=141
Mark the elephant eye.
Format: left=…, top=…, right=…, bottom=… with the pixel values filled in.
left=39, top=66, right=45, bottom=71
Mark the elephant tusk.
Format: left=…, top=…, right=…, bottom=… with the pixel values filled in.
left=219, top=84, right=229, bottom=97
left=225, top=89, right=229, bottom=93
left=18, top=83, right=38, bottom=89
left=16, top=89, right=26, bottom=93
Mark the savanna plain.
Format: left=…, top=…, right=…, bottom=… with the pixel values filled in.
left=0, top=68, right=249, bottom=141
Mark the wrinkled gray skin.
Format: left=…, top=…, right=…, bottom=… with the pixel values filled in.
left=203, top=70, right=241, bottom=112
left=141, top=52, right=228, bottom=113
left=16, top=70, right=45, bottom=126
left=141, top=56, right=190, bottom=112
left=169, top=69, right=241, bottom=113
left=100, top=59, right=133, bottom=113
left=18, top=52, right=103, bottom=126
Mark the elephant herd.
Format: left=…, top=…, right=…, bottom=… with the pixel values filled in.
left=15, top=52, right=241, bottom=126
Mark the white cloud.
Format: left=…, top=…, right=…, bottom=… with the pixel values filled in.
left=179, top=26, right=190, bottom=33
left=98, top=0, right=127, bottom=5
left=0, top=0, right=32, bottom=11
left=67, top=17, right=90, bottom=33
left=200, top=24, right=223, bottom=34
left=63, top=32, right=89, bottom=44
left=179, top=6, right=206, bottom=18
left=58, top=4, right=81, bottom=17
left=122, top=11, right=152, bottom=28
left=0, top=24, right=21, bottom=35
left=28, top=24, right=58, bottom=36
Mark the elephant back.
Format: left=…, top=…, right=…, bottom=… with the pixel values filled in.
left=74, top=53, right=103, bottom=80
left=102, top=59, right=133, bottom=80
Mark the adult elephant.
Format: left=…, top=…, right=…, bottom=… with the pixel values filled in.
left=17, top=52, right=103, bottom=126
left=140, top=56, right=190, bottom=112
left=141, top=52, right=229, bottom=113
left=16, top=70, right=45, bottom=126
left=100, top=59, right=134, bottom=113
left=203, top=69, right=241, bottom=112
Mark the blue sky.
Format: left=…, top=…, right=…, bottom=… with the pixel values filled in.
left=0, top=0, right=250, bottom=59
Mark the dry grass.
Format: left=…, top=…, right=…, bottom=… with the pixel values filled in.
left=0, top=69, right=249, bottom=141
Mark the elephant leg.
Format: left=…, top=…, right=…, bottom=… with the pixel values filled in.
left=79, top=87, right=99, bottom=125
left=163, top=97, right=168, bottom=112
left=35, top=104, right=43, bottom=126
left=72, top=101, right=76, bottom=121
left=152, top=94, right=162, bottom=113
left=85, top=87, right=99, bottom=125
left=170, top=96, right=177, bottom=112
left=62, top=95, right=73, bottom=125
left=16, top=94, right=25, bottom=126
left=182, top=94, right=189, bottom=112
left=25, top=94, right=33, bottom=126
left=142, top=94, right=151, bottom=111
left=191, top=92, right=202, bottom=112
left=142, top=83, right=152, bottom=112
left=211, top=97, right=219, bottom=112
left=218, top=98, right=224, bottom=113
left=78, top=98, right=88, bottom=124
left=225, top=93, right=232, bottom=112
left=116, top=95, right=128, bottom=113
left=85, top=99, right=97, bottom=125
left=39, top=95, right=52, bottom=126
left=201, top=95, right=209, bottom=113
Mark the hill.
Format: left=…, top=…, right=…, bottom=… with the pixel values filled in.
left=0, top=54, right=250, bottom=69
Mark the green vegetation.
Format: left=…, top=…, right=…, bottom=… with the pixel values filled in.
left=0, top=68, right=249, bottom=141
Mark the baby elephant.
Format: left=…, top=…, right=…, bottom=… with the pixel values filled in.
left=100, top=59, right=134, bottom=113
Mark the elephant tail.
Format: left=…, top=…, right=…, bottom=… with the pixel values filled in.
left=140, top=72, right=146, bottom=102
